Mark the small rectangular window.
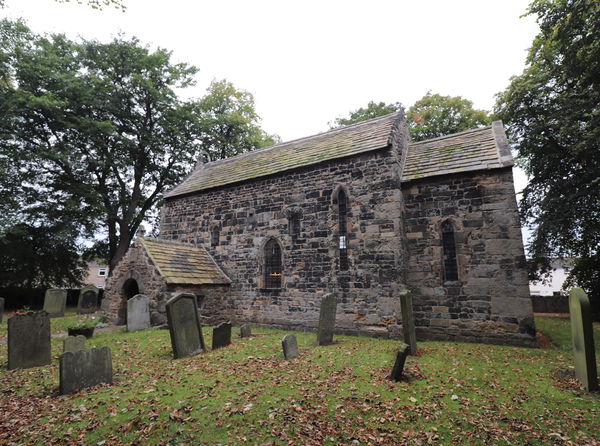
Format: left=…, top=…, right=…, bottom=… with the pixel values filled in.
left=339, top=235, right=347, bottom=249
left=211, top=228, right=220, bottom=247
left=98, top=268, right=107, bottom=277
left=289, top=215, right=301, bottom=236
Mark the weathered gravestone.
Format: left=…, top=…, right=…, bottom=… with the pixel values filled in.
left=77, top=285, right=99, bottom=314
left=569, top=288, right=598, bottom=391
left=0, top=297, right=4, bottom=323
left=43, top=289, right=67, bottom=318
left=127, top=294, right=150, bottom=332
left=7, top=312, right=51, bottom=370
left=63, top=335, right=86, bottom=353
left=400, top=290, right=417, bottom=355
left=166, top=293, right=206, bottom=358
left=240, top=324, right=252, bottom=338
left=282, top=334, right=299, bottom=360
left=212, top=322, right=232, bottom=349
left=390, top=343, right=410, bottom=382
left=317, top=293, right=337, bottom=345
left=59, top=347, right=113, bottom=395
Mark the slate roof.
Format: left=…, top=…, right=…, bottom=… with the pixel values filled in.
left=401, top=121, right=514, bottom=182
left=165, top=113, right=404, bottom=198
left=140, top=238, right=231, bottom=285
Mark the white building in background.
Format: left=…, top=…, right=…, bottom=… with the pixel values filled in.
left=84, top=261, right=109, bottom=289
left=529, top=258, right=573, bottom=296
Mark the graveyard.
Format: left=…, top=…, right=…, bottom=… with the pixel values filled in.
left=0, top=312, right=598, bottom=445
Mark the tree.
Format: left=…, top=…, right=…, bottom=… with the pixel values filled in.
left=0, top=0, right=125, bottom=10
left=495, top=0, right=600, bottom=317
left=329, top=101, right=403, bottom=129
left=407, top=93, right=491, bottom=142
left=196, top=79, right=279, bottom=161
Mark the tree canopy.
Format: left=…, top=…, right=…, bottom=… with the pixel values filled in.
left=329, top=101, right=403, bottom=129
left=495, top=0, right=600, bottom=316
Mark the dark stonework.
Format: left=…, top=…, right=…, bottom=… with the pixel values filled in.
left=0, top=297, right=4, bottom=323
left=7, top=312, right=51, bottom=370
left=63, top=335, right=86, bottom=353
left=569, top=288, right=598, bottom=391
left=166, top=293, right=206, bottom=358
left=77, top=285, right=99, bottom=314
left=399, top=290, right=417, bottom=355
left=282, top=334, right=298, bottom=360
left=390, top=343, right=410, bottom=382
left=127, top=294, right=151, bottom=332
left=59, top=347, right=113, bottom=395
left=43, top=289, right=67, bottom=318
left=240, top=324, right=251, bottom=338
left=317, top=293, right=337, bottom=345
left=212, top=321, right=232, bottom=350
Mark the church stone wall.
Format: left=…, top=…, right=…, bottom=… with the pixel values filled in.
left=402, top=167, right=536, bottom=346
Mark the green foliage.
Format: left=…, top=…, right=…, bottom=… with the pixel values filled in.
left=407, top=92, right=491, bottom=142
left=495, top=0, right=600, bottom=317
left=329, top=101, right=403, bottom=129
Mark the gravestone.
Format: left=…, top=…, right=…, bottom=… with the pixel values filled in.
left=166, top=293, right=206, bottom=358
left=240, top=324, right=251, bottom=338
left=59, top=347, right=113, bottom=395
left=7, top=312, right=51, bottom=370
left=390, top=343, right=410, bottom=382
left=127, top=294, right=150, bottom=332
left=400, top=290, right=417, bottom=355
left=77, top=285, right=99, bottom=314
left=282, top=334, right=299, bottom=360
left=568, top=288, right=598, bottom=391
left=63, top=335, right=86, bottom=353
left=317, top=293, right=337, bottom=345
left=43, top=289, right=67, bottom=318
left=0, top=297, right=4, bottom=323
left=212, top=322, right=232, bottom=349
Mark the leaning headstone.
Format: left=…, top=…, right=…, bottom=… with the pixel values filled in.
left=282, top=334, right=299, bottom=360
left=7, top=312, right=51, bottom=370
left=212, top=322, right=232, bottom=349
left=43, top=289, right=67, bottom=318
left=390, top=343, right=410, bottom=382
left=240, top=324, right=252, bottom=338
left=59, top=347, right=113, bottom=395
left=63, top=335, right=86, bottom=353
left=569, top=288, right=598, bottom=391
left=127, top=294, right=151, bottom=332
left=166, top=293, right=206, bottom=358
left=0, top=297, right=4, bottom=323
left=400, top=290, right=417, bottom=355
left=77, top=285, right=99, bottom=314
left=317, top=293, right=337, bottom=345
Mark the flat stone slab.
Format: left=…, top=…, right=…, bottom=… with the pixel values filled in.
left=43, top=289, right=67, bottom=318
left=240, top=324, right=251, bottom=338
left=282, top=334, right=298, bottom=360
left=77, top=285, right=99, bottom=314
left=8, top=312, right=51, bottom=370
left=166, top=293, right=205, bottom=359
left=400, top=290, right=417, bottom=355
left=63, top=335, right=86, bottom=353
left=569, top=288, right=598, bottom=391
left=59, top=347, right=113, bottom=395
left=127, top=294, right=150, bottom=332
left=317, top=293, right=337, bottom=345
left=212, top=322, right=232, bottom=349
left=390, top=343, right=410, bottom=382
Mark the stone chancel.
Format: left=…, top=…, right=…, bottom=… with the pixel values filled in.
left=105, top=112, right=535, bottom=346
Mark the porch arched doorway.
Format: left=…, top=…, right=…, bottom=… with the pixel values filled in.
left=118, top=278, right=140, bottom=324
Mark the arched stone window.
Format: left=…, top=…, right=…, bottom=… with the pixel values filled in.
left=442, top=221, right=458, bottom=281
left=337, top=188, right=349, bottom=271
left=264, top=238, right=282, bottom=289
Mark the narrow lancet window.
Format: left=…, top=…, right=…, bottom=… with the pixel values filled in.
left=211, top=227, right=220, bottom=247
left=442, top=222, right=458, bottom=281
left=264, top=239, right=282, bottom=289
left=337, top=189, right=349, bottom=270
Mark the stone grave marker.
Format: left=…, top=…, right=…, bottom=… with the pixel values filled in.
left=240, top=324, right=251, bottom=338
left=127, top=294, right=151, bottom=332
left=282, top=334, right=299, bottom=360
left=0, top=297, right=4, bottom=323
left=43, top=289, right=67, bottom=318
left=400, top=290, right=417, bottom=355
left=569, top=288, right=598, bottom=391
left=212, top=321, right=232, bottom=349
left=390, top=343, right=410, bottom=382
left=166, top=293, right=206, bottom=358
left=77, top=285, right=99, bottom=314
left=317, top=293, right=337, bottom=345
left=63, top=335, right=86, bottom=353
left=59, top=347, right=113, bottom=395
left=7, top=312, right=51, bottom=370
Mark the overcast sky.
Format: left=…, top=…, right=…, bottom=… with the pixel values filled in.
left=2, top=0, right=538, bottom=240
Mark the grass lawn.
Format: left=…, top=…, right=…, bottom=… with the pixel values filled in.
left=0, top=315, right=598, bottom=445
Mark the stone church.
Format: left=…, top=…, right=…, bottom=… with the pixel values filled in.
left=104, top=112, right=536, bottom=346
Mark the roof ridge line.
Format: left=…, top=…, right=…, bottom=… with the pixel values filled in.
left=409, top=125, right=493, bottom=146
left=141, top=237, right=198, bottom=248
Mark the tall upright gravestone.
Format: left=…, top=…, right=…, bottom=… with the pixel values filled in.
left=317, top=293, right=337, bottom=345
left=77, top=285, right=99, bottom=314
left=43, top=289, right=67, bottom=318
left=568, top=288, right=598, bottom=391
left=59, top=347, right=113, bottom=395
left=282, top=334, right=299, bottom=360
left=127, top=294, right=150, bottom=332
left=212, top=322, right=232, bottom=349
left=8, top=312, right=51, bottom=370
left=166, top=293, right=206, bottom=358
left=400, top=290, right=417, bottom=355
